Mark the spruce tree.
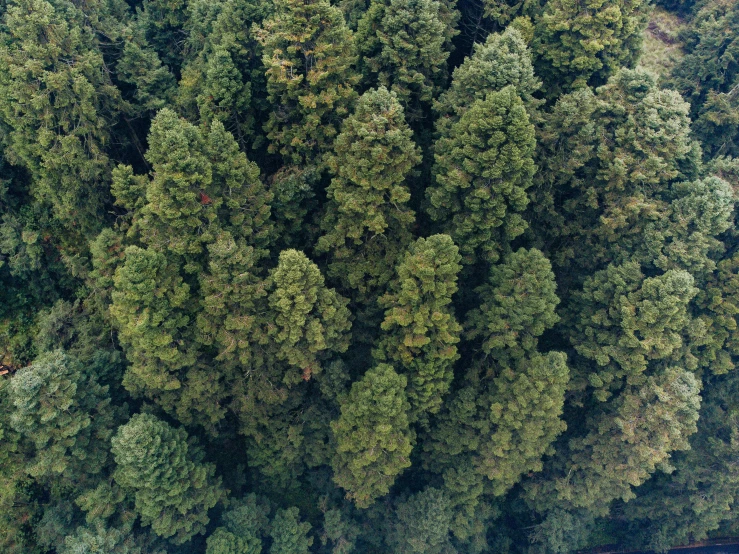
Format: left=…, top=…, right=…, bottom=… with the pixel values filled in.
left=375, top=235, right=462, bottom=420
left=331, top=364, right=414, bottom=508
left=427, top=86, right=536, bottom=265
left=317, top=87, right=420, bottom=303
left=111, top=413, right=225, bottom=544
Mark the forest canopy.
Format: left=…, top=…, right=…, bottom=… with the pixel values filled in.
left=1, top=0, right=739, bottom=552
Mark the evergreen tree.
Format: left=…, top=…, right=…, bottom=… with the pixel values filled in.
left=8, top=350, right=119, bottom=480
left=356, top=0, right=450, bottom=121
left=427, top=86, right=536, bottom=265
left=532, top=0, right=650, bottom=95
left=111, top=413, right=225, bottom=544
left=624, top=370, right=739, bottom=552
left=526, top=365, right=700, bottom=513
left=466, top=248, right=559, bottom=360
left=331, top=364, right=414, bottom=508
left=434, top=26, right=541, bottom=134
left=178, top=0, right=271, bottom=149
left=110, top=246, right=197, bottom=402
left=266, top=249, right=352, bottom=383
left=256, top=0, right=358, bottom=166
left=0, top=0, right=120, bottom=237
left=387, top=488, right=456, bottom=553
left=568, top=264, right=698, bottom=400
left=269, top=507, right=313, bottom=554
left=317, top=87, right=420, bottom=303
left=531, top=69, right=703, bottom=274
left=375, top=235, right=462, bottom=420
left=667, top=0, right=739, bottom=157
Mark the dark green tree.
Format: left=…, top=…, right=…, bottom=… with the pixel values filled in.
left=465, top=248, right=559, bottom=360
left=532, top=0, right=650, bottom=95
left=0, top=0, right=120, bottom=237
left=427, top=86, right=536, bottom=265
left=387, top=488, right=456, bottom=554
left=434, top=26, right=541, bottom=134
left=331, top=364, right=414, bottom=508
left=316, top=86, right=420, bottom=302
left=8, top=350, right=119, bottom=480
left=256, top=0, right=359, bottom=166
left=375, top=235, right=462, bottom=420
left=356, top=0, right=450, bottom=121
left=667, top=0, right=739, bottom=157
left=269, top=507, right=313, bottom=554
left=111, top=413, right=225, bottom=544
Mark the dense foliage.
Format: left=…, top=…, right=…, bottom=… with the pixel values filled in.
left=1, top=0, right=739, bottom=551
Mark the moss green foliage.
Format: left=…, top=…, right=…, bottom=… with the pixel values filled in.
left=256, top=0, right=358, bottom=166
left=428, top=86, right=536, bottom=265
left=317, top=86, right=420, bottom=302
left=533, top=0, right=650, bottom=94
left=356, top=0, right=451, bottom=121
left=375, top=234, right=462, bottom=420
left=3, top=0, right=739, bottom=550
left=331, top=364, right=413, bottom=508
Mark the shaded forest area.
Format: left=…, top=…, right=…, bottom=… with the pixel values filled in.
left=1, top=0, right=739, bottom=551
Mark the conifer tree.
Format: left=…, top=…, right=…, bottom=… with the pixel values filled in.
left=266, top=249, right=352, bottom=383
left=667, top=0, right=739, bottom=157
left=624, top=370, right=739, bottom=552
left=331, top=364, right=414, bottom=508
left=434, top=27, right=541, bottom=133
left=532, top=69, right=703, bottom=274
left=532, top=0, right=650, bottom=95
left=317, top=87, right=420, bottom=302
left=526, top=365, right=700, bottom=513
left=110, top=246, right=196, bottom=399
left=8, top=350, right=119, bottom=480
left=178, top=0, right=271, bottom=149
left=111, top=413, right=225, bottom=544
left=206, top=494, right=270, bottom=554
left=375, top=235, right=462, bottom=420
left=427, top=86, right=536, bottom=265
left=387, top=488, right=455, bottom=554
left=269, top=507, right=313, bottom=554
left=426, top=352, right=568, bottom=497
left=356, top=0, right=450, bottom=121
left=568, top=264, right=698, bottom=400
left=466, top=248, right=559, bottom=360
left=0, top=0, right=120, bottom=236
left=256, top=0, right=358, bottom=165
